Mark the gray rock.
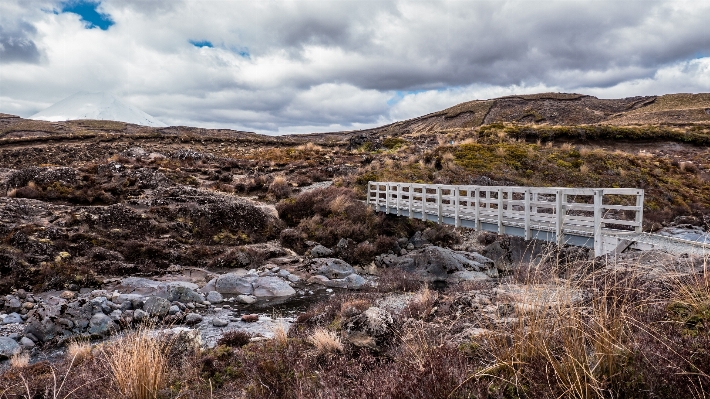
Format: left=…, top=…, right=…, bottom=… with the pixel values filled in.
left=307, top=275, right=330, bottom=285
left=5, top=297, right=22, bottom=312
left=2, top=312, right=23, bottom=324
left=168, top=305, right=180, bottom=315
left=214, top=274, right=256, bottom=295
left=205, top=291, right=223, bottom=304
left=252, top=276, right=296, bottom=297
left=133, top=309, right=148, bottom=321
left=165, top=283, right=205, bottom=304
left=392, top=246, right=495, bottom=282
left=310, top=244, right=334, bottom=258
left=235, top=295, right=257, bottom=304
left=185, top=313, right=203, bottom=326
left=311, top=258, right=355, bottom=279
left=88, top=313, right=115, bottom=336
left=109, top=309, right=123, bottom=321
left=113, top=294, right=144, bottom=307
left=342, top=307, right=395, bottom=350
left=119, top=277, right=162, bottom=290
left=20, top=337, right=35, bottom=348
left=287, top=274, right=301, bottom=283
left=144, top=296, right=171, bottom=317
left=322, top=273, right=367, bottom=289
left=212, top=318, right=229, bottom=327
left=451, top=271, right=492, bottom=282
left=409, top=231, right=430, bottom=248
left=374, top=254, right=399, bottom=268
left=0, top=337, right=21, bottom=359
left=277, top=269, right=290, bottom=278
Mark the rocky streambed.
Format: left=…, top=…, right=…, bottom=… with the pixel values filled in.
left=0, top=228, right=511, bottom=364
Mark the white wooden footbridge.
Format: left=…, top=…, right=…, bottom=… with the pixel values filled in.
left=367, top=181, right=693, bottom=257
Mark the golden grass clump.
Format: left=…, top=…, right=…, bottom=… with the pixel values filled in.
left=10, top=353, right=29, bottom=369
left=104, top=329, right=167, bottom=399
left=271, top=323, right=289, bottom=346
left=66, top=340, right=93, bottom=363
left=308, top=328, right=343, bottom=354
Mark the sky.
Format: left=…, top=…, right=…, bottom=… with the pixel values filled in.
left=0, top=0, right=709, bottom=135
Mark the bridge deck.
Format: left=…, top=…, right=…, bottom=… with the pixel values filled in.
left=368, top=182, right=644, bottom=257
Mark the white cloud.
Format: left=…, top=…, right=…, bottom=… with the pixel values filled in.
left=0, top=0, right=709, bottom=134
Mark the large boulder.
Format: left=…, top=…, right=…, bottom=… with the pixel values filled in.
left=88, top=313, right=116, bottom=336
left=164, top=282, right=205, bottom=304
left=392, top=246, right=496, bottom=282
left=0, top=337, right=21, bottom=359
left=252, top=276, right=296, bottom=297
left=341, top=307, right=396, bottom=350
left=144, top=296, right=171, bottom=317
left=214, top=274, right=256, bottom=295
left=311, top=258, right=355, bottom=279
left=310, top=244, right=334, bottom=258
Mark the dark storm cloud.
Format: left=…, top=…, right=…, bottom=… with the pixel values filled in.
left=0, top=23, right=41, bottom=64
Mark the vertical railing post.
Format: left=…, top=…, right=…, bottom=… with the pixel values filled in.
left=594, top=189, right=603, bottom=257
left=497, top=188, right=503, bottom=234
left=421, top=186, right=427, bottom=221
left=635, top=190, right=644, bottom=233
left=454, top=186, right=460, bottom=228
left=385, top=184, right=391, bottom=214
left=556, top=189, right=563, bottom=246
left=474, top=187, right=481, bottom=231
left=524, top=188, right=531, bottom=240
left=408, top=184, right=413, bottom=219
left=367, top=181, right=372, bottom=208
left=396, top=184, right=402, bottom=216
left=437, top=185, right=443, bottom=223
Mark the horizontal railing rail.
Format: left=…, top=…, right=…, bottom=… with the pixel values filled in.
left=367, top=181, right=644, bottom=257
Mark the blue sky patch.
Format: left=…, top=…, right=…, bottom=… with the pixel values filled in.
left=61, top=1, right=114, bottom=30
left=387, top=89, right=428, bottom=106
left=190, top=40, right=214, bottom=48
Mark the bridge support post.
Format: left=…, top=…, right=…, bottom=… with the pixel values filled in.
left=474, top=187, right=481, bottom=231
left=524, top=188, right=531, bottom=240
left=385, top=184, right=391, bottom=214
left=437, top=185, right=443, bottom=223
left=594, top=189, right=603, bottom=257
left=497, top=188, right=503, bottom=235
left=421, top=187, right=426, bottom=221
left=396, top=184, right=402, bottom=216
left=454, top=186, right=460, bottom=228
left=408, top=184, right=413, bottom=219
left=556, top=189, right=563, bottom=246
left=635, top=190, right=644, bottom=233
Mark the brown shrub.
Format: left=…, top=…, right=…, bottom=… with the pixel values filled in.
left=268, top=176, right=292, bottom=199
left=218, top=330, right=254, bottom=348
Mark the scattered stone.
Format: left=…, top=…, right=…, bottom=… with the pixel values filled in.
left=0, top=337, right=22, bottom=359
left=235, top=295, right=257, bottom=304
left=311, top=258, right=355, bottom=279
left=392, top=246, right=496, bottom=282
left=133, top=309, right=148, bottom=321
left=205, top=291, right=223, bottom=304
left=59, top=290, right=76, bottom=300
left=212, top=318, right=229, bottom=327
left=252, top=276, right=297, bottom=297
left=168, top=305, right=180, bottom=315
left=214, top=274, right=256, bottom=295
left=185, top=313, right=203, bottom=326
left=144, top=296, right=171, bottom=317
left=2, top=312, right=23, bottom=324
left=88, top=313, right=115, bottom=336
left=165, top=282, right=205, bottom=304
left=19, top=337, right=35, bottom=348
left=310, top=244, right=334, bottom=258
left=342, top=307, right=395, bottom=351
left=241, top=314, right=259, bottom=323
left=287, top=274, right=301, bottom=283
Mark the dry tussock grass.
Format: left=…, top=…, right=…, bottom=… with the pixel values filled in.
left=66, top=340, right=92, bottom=363
left=308, top=328, right=343, bottom=355
left=10, top=353, right=29, bottom=369
left=271, top=323, right=289, bottom=346
left=103, top=329, right=167, bottom=399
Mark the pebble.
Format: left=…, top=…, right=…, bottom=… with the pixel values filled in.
left=20, top=337, right=35, bottom=348
left=185, top=313, right=203, bottom=325
left=212, top=318, right=229, bottom=327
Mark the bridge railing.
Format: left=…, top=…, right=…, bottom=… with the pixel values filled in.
left=367, top=181, right=644, bottom=256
